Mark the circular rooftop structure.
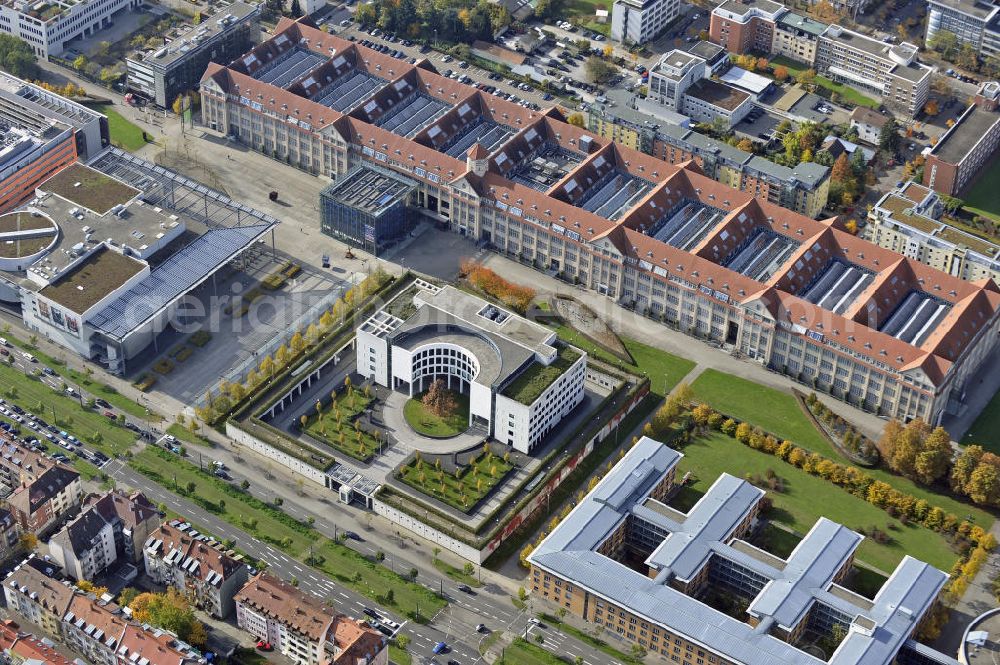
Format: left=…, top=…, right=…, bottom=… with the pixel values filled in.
left=0, top=210, right=58, bottom=272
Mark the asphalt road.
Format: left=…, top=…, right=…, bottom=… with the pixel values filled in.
left=104, top=457, right=491, bottom=665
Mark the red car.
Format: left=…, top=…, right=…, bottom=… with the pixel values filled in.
left=256, top=641, right=273, bottom=652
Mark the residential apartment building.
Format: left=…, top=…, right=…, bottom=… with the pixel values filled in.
left=7, top=464, right=83, bottom=537
left=0, top=620, right=84, bottom=665
left=710, top=2, right=931, bottom=116
left=586, top=110, right=830, bottom=217
left=48, top=490, right=160, bottom=582
left=0, top=436, right=59, bottom=495
left=0, top=0, right=143, bottom=57
left=771, top=11, right=826, bottom=64
left=126, top=1, right=260, bottom=108
left=611, top=0, right=682, bottom=44
left=2, top=558, right=73, bottom=636
left=234, top=573, right=387, bottom=665
left=202, top=17, right=1000, bottom=426
left=867, top=181, right=1000, bottom=283
left=924, top=81, right=1000, bottom=196
left=709, top=0, right=786, bottom=54
left=142, top=520, right=247, bottom=618
left=62, top=594, right=129, bottom=665
left=815, top=26, right=932, bottom=117
left=2, top=557, right=202, bottom=665
left=0, top=508, right=20, bottom=563
left=528, top=436, right=952, bottom=665
left=925, top=0, right=1000, bottom=53
left=850, top=106, right=891, bottom=145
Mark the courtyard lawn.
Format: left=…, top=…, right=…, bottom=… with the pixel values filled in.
left=963, top=387, right=1000, bottom=452
left=676, top=432, right=960, bottom=573
left=769, top=55, right=879, bottom=109
left=962, top=161, right=1000, bottom=223
left=304, top=389, right=382, bottom=461
left=84, top=103, right=147, bottom=151
left=0, top=362, right=136, bottom=457
left=404, top=391, right=470, bottom=437
left=398, top=450, right=514, bottom=512
left=689, top=369, right=995, bottom=530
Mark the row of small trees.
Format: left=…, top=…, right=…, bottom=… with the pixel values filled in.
left=460, top=259, right=535, bottom=314
left=196, top=270, right=391, bottom=422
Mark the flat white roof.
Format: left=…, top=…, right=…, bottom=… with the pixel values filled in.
left=719, top=67, right=772, bottom=95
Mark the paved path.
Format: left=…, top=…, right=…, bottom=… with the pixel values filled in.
left=476, top=249, right=893, bottom=442
left=382, top=390, right=486, bottom=454
left=936, top=519, right=1000, bottom=657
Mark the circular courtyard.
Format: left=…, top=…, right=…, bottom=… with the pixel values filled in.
left=402, top=388, right=470, bottom=438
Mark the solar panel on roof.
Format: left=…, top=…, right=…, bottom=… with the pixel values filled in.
left=90, top=224, right=273, bottom=340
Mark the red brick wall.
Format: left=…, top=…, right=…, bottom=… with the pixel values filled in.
left=923, top=155, right=959, bottom=196
left=0, top=134, right=77, bottom=215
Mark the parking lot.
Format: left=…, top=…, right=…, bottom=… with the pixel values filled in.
left=334, top=23, right=565, bottom=108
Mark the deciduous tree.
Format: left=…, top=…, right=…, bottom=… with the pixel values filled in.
left=422, top=378, right=457, bottom=418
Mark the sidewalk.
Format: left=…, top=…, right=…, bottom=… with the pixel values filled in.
left=478, top=252, right=892, bottom=442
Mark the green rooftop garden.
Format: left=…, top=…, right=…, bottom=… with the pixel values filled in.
left=502, top=346, right=582, bottom=405
left=398, top=447, right=514, bottom=512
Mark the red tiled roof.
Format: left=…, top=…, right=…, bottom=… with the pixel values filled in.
left=147, top=522, right=241, bottom=584
left=64, top=594, right=128, bottom=646
left=235, top=573, right=334, bottom=642
left=118, top=625, right=194, bottom=665
left=205, top=17, right=1000, bottom=389
left=328, top=617, right=385, bottom=665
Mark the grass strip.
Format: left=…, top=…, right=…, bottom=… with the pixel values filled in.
left=537, top=613, right=641, bottom=664
left=130, top=447, right=446, bottom=620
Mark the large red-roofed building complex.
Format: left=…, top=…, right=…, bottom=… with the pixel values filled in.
left=200, top=17, right=1000, bottom=427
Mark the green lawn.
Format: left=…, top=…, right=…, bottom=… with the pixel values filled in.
left=963, top=387, right=1000, bottom=451
left=503, top=347, right=581, bottom=405
left=962, top=161, right=1000, bottom=223
left=389, top=645, right=412, bottom=665
left=677, top=432, right=960, bottom=573
left=132, top=447, right=317, bottom=554
left=498, top=638, right=565, bottom=665
left=769, top=55, right=879, bottom=108
left=690, top=370, right=837, bottom=457
left=565, top=0, right=611, bottom=36
left=166, top=424, right=213, bottom=448
left=549, top=325, right=696, bottom=398
left=0, top=362, right=136, bottom=456
left=404, top=391, right=469, bottom=437
left=84, top=103, right=147, bottom=151
left=432, top=557, right=481, bottom=587
left=304, top=390, right=380, bottom=461
left=689, top=370, right=994, bottom=529
left=4, top=334, right=154, bottom=420
left=399, top=450, right=513, bottom=511
left=131, top=447, right=445, bottom=620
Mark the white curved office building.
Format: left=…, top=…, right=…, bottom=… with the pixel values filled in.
left=357, top=282, right=587, bottom=453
